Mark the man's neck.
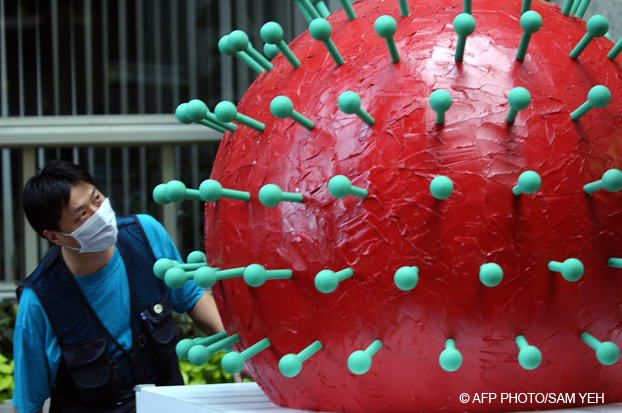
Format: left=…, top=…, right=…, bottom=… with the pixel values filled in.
left=61, top=245, right=116, bottom=276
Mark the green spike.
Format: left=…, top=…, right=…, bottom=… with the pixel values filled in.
left=270, top=96, right=314, bottom=130
left=375, top=16, right=400, bottom=63
left=214, top=101, right=265, bottom=132
left=453, top=14, right=476, bottom=62
left=228, top=30, right=273, bottom=72
left=439, top=339, right=463, bottom=372
left=219, top=35, right=264, bottom=74
left=516, top=335, right=542, bottom=370
left=583, top=169, right=622, bottom=194
left=188, top=334, right=241, bottom=366
left=609, top=258, right=622, bottom=269
left=312, top=0, right=331, bottom=18
left=507, top=87, right=531, bottom=122
left=581, top=332, right=619, bottom=366
left=561, top=0, right=574, bottom=15
left=429, top=90, right=452, bottom=124
left=464, top=0, right=471, bottom=14
left=185, top=99, right=237, bottom=132
left=575, top=0, right=591, bottom=19
left=222, top=338, right=271, bottom=374
left=398, top=0, right=409, bottom=16
left=176, top=331, right=228, bottom=360
left=394, top=266, right=419, bottom=291
left=309, top=19, right=344, bottom=66
left=315, top=268, right=353, bottom=293
left=199, top=179, right=250, bottom=202
left=328, top=175, right=368, bottom=199
left=243, top=264, right=293, bottom=287
left=479, top=263, right=503, bottom=287
left=348, top=340, right=382, bottom=375
left=513, top=171, right=541, bottom=195
left=338, top=91, right=375, bottom=126
left=570, top=15, right=609, bottom=60
left=260, top=22, right=301, bottom=69
left=279, top=341, right=323, bottom=377
left=548, top=258, right=584, bottom=282
left=516, top=11, right=542, bottom=61
left=571, top=85, right=611, bottom=121
left=175, top=102, right=228, bottom=133
left=521, top=0, right=532, bottom=13
left=338, top=0, right=356, bottom=20
left=430, top=176, right=453, bottom=200
left=258, top=184, right=303, bottom=207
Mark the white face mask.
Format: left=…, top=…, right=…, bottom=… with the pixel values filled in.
left=58, top=198, right=118, bottom=253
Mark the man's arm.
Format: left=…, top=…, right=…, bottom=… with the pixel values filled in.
left=186, top=291, right=225, bottom=336
left=13, top=408, right=42, bottom=413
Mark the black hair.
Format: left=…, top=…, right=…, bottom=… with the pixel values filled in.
left=23, top=159, right=97, bottom=238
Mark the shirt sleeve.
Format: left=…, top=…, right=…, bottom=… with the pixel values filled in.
left=137, top=214, right=205, bottom=313
left=13, top=287, right=62, bottom=413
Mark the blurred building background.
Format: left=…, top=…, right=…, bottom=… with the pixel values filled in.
left=0, top=0, right=620, bottom=294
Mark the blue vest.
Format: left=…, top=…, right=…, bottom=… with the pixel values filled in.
left=18, top=216, right=182, bottom=411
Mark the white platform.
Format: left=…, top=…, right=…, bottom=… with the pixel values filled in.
left=136, top=383, right=622, bottom=413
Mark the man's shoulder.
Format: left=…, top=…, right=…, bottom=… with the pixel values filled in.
left=134, top=214, right=164, bottom=232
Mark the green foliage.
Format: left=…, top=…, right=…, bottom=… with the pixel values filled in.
left=179, top=351, right=234, bottom=385
left=0, top=300, right=17, bottom=402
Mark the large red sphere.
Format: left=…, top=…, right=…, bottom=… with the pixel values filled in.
left=206, top=0, right=622, bottom=411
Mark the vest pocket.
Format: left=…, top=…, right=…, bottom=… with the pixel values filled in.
left=60, top=335, right=120, bottom=404
left=139, top=295, right=182, bottom=384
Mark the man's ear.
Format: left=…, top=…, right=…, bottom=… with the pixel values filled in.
left=43, top=230, right=63, bottom=246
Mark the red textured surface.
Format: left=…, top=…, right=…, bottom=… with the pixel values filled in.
left=205, top=0, right=622, bottom=411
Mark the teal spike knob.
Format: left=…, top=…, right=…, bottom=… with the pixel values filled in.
left=222, top=338, right=271, bottom=374
left=193, top=266, right=218, bottom=289
left=571, top=85, right=611, bottom=121
left=375, top=15, right=400, bottom=63
left=513, top=171, right=541, bottom=195
left=581, top=332, right=619, bottom=366
left=175, top=103, right=193, bottom=124
left=394, top=266, right=419, bottom=291
left=199, top=179, right=250, bottom=202
left=186, top=250, right=206, bottom=264
left=215, top=101, right=265, bottom=132
left=152, top=184, right=170, bottom=205
left=176, top=338, right=196, bottom=361
left=430, top=176, right=453, bottom=200
left=439, top=339, right=463, bottom=372
left=516, top=11, right=542, bottom=60
left=243, top=263, right=293, bottom=287
left=453, top=13, right=476, bottom=62
left=429, top=90, right=452, bottom=125
left=583, top=169, right=622, bottom=194
left=188, top=344, right=211, bottom=366
left=479, top=263, right=503, bottom=287
left=185, top=99, right=208, bottom=123
left=270, top=96, right=315, bottom=130
left=516, top=335, right=542, bottom=370
left=315, top=268, right=353, bottom=294
left=570, top=15, right=609, bottom=60
left=153, top=258, right=179, bottom=279
left=348, top=340, right=383, bottom=375
left=338, top=91, right=375, bottom=126
left=328, top=175, right=368, bottom=199
left=258, top=184, right=303, bottom=207
left=279, top=341, right=323, bottom=377
left=507, top=87, right=531, bottom=123
left=548, top=258, right=584, bottom=282
left=309, top=18, right=344, bottom=66
left=260, top=22, right=300, bottom=69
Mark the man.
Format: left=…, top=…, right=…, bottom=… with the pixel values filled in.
left=13, top=159, right=224, bottom=413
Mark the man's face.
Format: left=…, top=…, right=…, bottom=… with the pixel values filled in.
left=52, top=181, right=106, bottom=249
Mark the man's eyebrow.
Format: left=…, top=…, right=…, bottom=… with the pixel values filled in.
left=71, top=187, right=96, bottom=217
